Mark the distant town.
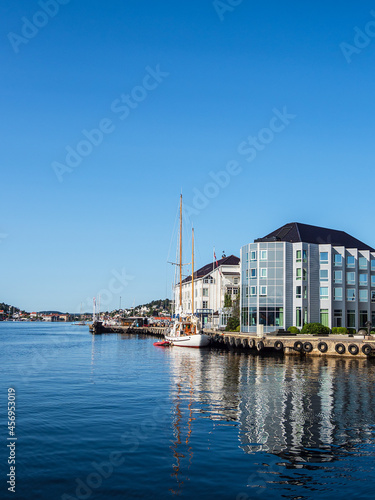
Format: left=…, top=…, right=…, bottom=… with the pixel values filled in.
left=0, top=299, right=172, bottom=323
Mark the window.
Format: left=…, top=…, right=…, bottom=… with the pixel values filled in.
left=320, top=309, right=329, bottom=327
left=347, top=289, right=355, bottom=301
left=204, top=277, right=213, bottom=283
left=296, top=250, right=301, bottom=262
left=334, top=270, right=342, bottom=284
left=260, top=286, right=267, bottom=296
left=347, top=255, right=355, bottom=268
left=334, top=288, right=342, bottom=301
left=359, top=274, right=368, bottom=286
left=303, top=250, right=307, bottom=263
left=371, top=260, right=375, bottom=271
left=245, top=286, right=249, bottom=297
left=203, top=288, right=209, bottom=297
left=245, top=270, right=249, bottom=279
left=251, top=250, right=257, bottom=261
left=227, top=287, right=233, bottom=295
left=320, top=252, right=328, bottom=264
left=347, top=272, right=355, bottom=285
left=372, top=275, right=375, bottom=287
left=334, top=309, right=342, bottom=328
left=359, top=257, right=367, bottom=270
left=296, top=307, right=302, bottom=327
left=234, top=278, right=239, bottom=285
left=371, top=290, right=375, bottom=303
left=303, top=269, right=307, bottom=281
left=202, top=301, right=208, bottom=308
left=296, top=268, right=302, bottom=280
left=296, top=286, right=302, bottom=298
left=233, top=288, right=238, bottom=294
left=250, top=286, right=257, bottom=296
left=359, top=289, right=368, bottom=302
left=303, top=286, right=307, bottom=299
left=250, top=268, right=256, bottom=278
left=347, top=310, right=355, bottom=328
left=320, top=287, right=329, bottom=299
left=276, top=307, right=284, bottom=327
left=260, top=268, right=267, bottom=279
left=334, top=254, right=342, bottom=266
left=260, top=250, right=267, bottom=261
left=360, top=310, right=368, bottom=327
left=320, top=270, right=329, bottom=281
left=249, top=307, right=257, bottom=325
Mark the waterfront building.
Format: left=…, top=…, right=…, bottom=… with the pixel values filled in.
left=240, top=222, right=375, bottom=333
left=175, top=254, right=240, bottom=328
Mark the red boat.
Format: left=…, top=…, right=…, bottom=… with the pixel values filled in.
left=153, top=340, right=171, bottom=347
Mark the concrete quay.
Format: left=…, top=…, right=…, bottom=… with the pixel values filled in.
left=205, top=330, right=375, bottom=358
left=90, top=323, right=375, bottom=358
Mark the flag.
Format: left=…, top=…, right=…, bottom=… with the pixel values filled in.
left=214, top=250, right=222, bottom=277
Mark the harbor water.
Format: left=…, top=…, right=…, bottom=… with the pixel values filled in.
left=1, top=322, right=375, bottom=499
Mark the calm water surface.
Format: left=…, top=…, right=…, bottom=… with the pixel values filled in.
left=1, top=322, right=375, bottom=499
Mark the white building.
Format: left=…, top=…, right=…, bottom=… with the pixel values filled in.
left=174, top=254, right=240, bottom=328
left=241, top=223, right=375, bottom=333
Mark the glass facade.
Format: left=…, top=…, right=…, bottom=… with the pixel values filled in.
left=241, top=239, right=375, bottom=332
left=241, top=242, right=284, bottom=332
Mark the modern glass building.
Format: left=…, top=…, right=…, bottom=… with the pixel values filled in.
left=240, top=223, right=375, bottom=333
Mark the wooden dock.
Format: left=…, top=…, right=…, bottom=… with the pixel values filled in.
left=89, top=323, right=375, bottom=358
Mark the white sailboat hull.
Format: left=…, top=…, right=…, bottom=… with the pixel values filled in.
left=165, top=334, right=210, bottom=348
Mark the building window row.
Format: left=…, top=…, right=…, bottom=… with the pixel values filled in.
left=243, top=307, right=284, bottom=327
left=248, top=286, right=267, bottom=296
left=323, top=254, right=375, bottom=270
left=296, top=268, right=307, bottom=280
left=296, top=249, right=307, bottom=262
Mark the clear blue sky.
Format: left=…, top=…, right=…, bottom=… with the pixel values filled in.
left=1, top=0, right=375, bottom=312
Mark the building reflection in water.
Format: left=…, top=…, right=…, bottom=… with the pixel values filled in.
left=167, top=347, right=375, bottom=493
left=238, top=355, right=375, bottom=465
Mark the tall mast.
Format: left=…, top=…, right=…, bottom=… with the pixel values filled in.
left=179, top=194, right=183, bottom=310
left=192, top=227, right=194, bottom=316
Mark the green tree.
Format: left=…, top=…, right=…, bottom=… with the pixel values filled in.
left=224, top=293, right=232, bottom=308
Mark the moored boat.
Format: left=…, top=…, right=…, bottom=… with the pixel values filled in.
left=166, top=195, right=210, bottom=348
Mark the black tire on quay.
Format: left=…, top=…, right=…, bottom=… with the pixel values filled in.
left=335, top=343, right=346, bottom=355
left=362, top=344, right=372, bottom=356
left=303, top=341, right=313, bottom=353
left=294, top=341, right=303, bottom=352
left=249, top=339, right=255, bottom=349
left=318, top=341, right=328, bottom=353
left=348, top=344, right=359, bottom=355
left=257, top=341, right=264, bottom=351
left=274, top=340, right=284, bottom=351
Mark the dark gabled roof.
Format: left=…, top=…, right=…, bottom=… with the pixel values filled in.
left=181, top=255, right=240, bottom=284
left=255, top=222, right=374, bottom=251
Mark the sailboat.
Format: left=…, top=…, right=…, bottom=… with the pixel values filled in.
left=165, top=195, right=210, bottom=348
left=73, top=303, right=86, bottom=325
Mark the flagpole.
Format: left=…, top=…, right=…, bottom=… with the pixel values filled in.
left=212, top=247, right=214, bottom=328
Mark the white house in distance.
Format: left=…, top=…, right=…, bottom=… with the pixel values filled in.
left=175, top=254, right=240, bottom=328
left=241, top=222, right=375, bottom=333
